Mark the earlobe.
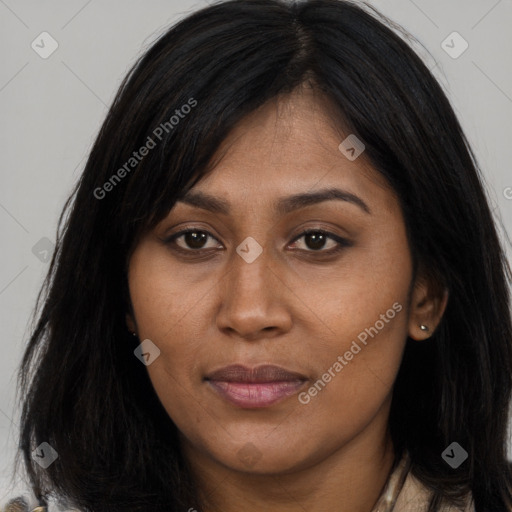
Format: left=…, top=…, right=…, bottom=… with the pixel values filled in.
left=408, top=279, right=448, bottom=340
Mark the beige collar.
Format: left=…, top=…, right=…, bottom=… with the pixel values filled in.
left=371, top=451, right=474, bottom=512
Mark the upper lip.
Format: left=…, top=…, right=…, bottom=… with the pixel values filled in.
left=205, top=364, right=307, bottom=383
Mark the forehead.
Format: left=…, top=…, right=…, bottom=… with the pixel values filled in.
left=176, top=87, right=397, bottom=216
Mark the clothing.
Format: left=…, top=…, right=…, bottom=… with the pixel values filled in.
left=1, top=451, right=476, bottom=512
left=372, top=451, right=475, bottom=512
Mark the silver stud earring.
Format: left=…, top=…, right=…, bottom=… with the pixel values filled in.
left=419, top=324, right=429, bottom=332
left=130, top=331, right=138, bottom=337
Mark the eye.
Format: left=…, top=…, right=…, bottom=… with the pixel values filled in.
left=168, top=229, right=222, bottom=251
left=289, top=229, right=351, bottom=254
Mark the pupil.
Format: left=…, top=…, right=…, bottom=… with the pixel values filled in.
left=306, top=232, right=325, bottom=250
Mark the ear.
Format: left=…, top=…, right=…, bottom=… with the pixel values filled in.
left=126, top=313, right=137, bottom=335
left=408, top=275, right=448, bottom=340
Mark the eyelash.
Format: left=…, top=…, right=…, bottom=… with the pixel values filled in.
left=163, top=227, right=352, bottom=257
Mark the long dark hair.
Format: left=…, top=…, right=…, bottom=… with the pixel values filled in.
left=14, top=0, right=512, bottom=510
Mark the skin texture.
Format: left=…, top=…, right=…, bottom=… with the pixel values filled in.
left=126, top=84, right=447, bottom=512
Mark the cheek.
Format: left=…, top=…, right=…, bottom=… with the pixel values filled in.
left=127, top=245, right=209, bottom=401
left=298, top=294, right=408, bottom=413
left=128, top=243, right=213, bottom=341
left=295, top=230, right=411, bottom=413
left=300, top=228, right=411, bottom=348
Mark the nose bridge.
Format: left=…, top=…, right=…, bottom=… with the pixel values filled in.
left=229, top=236, right=275, bottom=303
left=216, top=236, right=290, bottom=337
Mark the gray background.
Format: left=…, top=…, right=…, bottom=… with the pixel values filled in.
left=1, top=0, right=511, bottom=502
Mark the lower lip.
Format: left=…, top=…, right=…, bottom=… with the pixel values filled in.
left=207, top=380, right=306, bottom=408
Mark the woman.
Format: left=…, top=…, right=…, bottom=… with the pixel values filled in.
left=4, top=0, right=512, bottom=511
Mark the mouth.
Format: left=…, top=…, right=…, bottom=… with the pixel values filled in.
left=204, top=364, right=308, bottom=408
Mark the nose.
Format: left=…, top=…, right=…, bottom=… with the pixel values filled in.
left=215, top=244, right=293, bottom=341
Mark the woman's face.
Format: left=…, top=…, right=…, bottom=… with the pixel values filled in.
left=126, top=87, right=426, bottom=476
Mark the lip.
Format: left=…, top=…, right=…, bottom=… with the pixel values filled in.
left=205, top=364, right=308, bottom=408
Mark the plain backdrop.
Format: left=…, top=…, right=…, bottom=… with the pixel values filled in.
left=1, top=0, right=511, bottom=502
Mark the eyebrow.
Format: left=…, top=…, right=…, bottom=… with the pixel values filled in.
left=176, top=187, right=371, bottom=215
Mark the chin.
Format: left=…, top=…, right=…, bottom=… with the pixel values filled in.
left=201, top=432, right=317, bottom=475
